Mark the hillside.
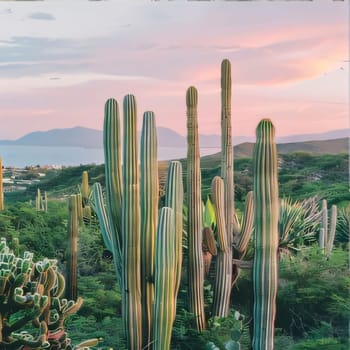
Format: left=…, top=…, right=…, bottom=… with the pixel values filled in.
left=0, top=126, right=348, bottom=150
left=199, top=137, right=349, bottom=165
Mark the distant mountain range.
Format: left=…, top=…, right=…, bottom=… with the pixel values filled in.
left=0, top=126, right=348, bottom=152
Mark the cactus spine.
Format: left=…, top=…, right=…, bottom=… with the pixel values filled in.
left=186, top=86, right=206, bottom=331
left=0, top=157, right=3, bottom=211
left=140, top=111, right=158, bottom=348
left=252, top=119, right=279, bottom=350
left=67, top=195, right=78, bottom=301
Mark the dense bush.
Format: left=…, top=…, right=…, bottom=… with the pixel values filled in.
left=277, top=246, right=349, bottom=339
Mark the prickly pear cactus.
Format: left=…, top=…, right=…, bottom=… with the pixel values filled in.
left=0, top=237, right=84, bottom=350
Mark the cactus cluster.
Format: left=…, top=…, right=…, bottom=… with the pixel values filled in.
left=319, top=199, right=337, bottom=256
left=186, top=60, right=254, bottom=329
left=0, top=237, right=84, bottom=350
left=91, top=96, right=183, bottom=349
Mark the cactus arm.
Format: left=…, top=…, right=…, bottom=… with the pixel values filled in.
left=221, top=59, right=234, bottom=241
left=321, top=199, right=328, bottom=246
left=90, top=183, right=122, bottom=287
left=211, top=176, right=232, bottom=317
left=211, top=176, right=228, bottom=252
left=326, top=204, right=337, bottom=256
left=36, top=188, right=41, bottom=211
left=235, top=191, right=254, bottom=257
left=122, top=94, right=142, bottom=350
left=90, top=183, right=113, bottom=252
left=202, top=226, right=217, bottom=278
left=252, top=119, right=279, bottom=350
left=140, top=111, right=159, bottom=348
left=153, top=207, right=176, bottom=350
left=165, top=161, right=184, bottom=316
left=186, top=86, right=206, bottom=331
left=319, top=228, right=325, bottom=250
left=81, top=170, right=90, bottom=206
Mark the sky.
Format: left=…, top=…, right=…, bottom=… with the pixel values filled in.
left=0, top=0, right=349, bottom=140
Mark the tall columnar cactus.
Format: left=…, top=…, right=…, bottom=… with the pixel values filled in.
left=91, top=95, right=184, bottom=349
left=122, top=95, right=142, bottom=350
left=76, top=193, right=83, bottom=225
left=0, top=157, right=3, bottom=211
left=81, top=170, right=90, bottom=206
left=44, top=191, right=48, bottom=212
left=66, top=195, right=78, bottom=301
left=36, top=188, right=41, bottom=211
left=165, top=161, right=184, bottom=317
left=80, top=171, right=92, bottom=222
left=153, top=163, right=184, bottom=350
left=91, top=98, right=123, bottom=286
left=320, top=200, right=338, bottom=256
left=140, top=111, right=158, bottom=348
left=186, top=86, right=206, bottom=331
left=221, top=59, right=234, bottom=240
left=252, top=119, right=279, bottom=350
left=211, top=176, right=232, bottom=317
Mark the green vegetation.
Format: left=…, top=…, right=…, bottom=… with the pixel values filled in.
left=1, top=150, right=348, bottom=349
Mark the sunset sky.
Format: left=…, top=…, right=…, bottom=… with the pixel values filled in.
left=0, top=0, right=348, bottom=140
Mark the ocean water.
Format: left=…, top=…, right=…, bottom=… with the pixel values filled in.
left=0, top=145, right=221, bottom=168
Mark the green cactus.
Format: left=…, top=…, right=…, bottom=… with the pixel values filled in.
left=211, top=176, right=231, bottom=317
left=233, top=191, right=254, bottom=259
left=164, top=161, right=184, bottom=318
left=320, top=199, right=337, bottom=256
left=140, top=111, right=158, bottom=348
left=79, top=170, right=92, bottom=223
left=252, top=119, right=279, bottom=350
left=90, top=98, right=123, bottom=287
left=153, top=207, right=176, bottom=350
left=122, top=94, right=142, bottom=350
left=326, top=204, right=337, bottom=256
left=44, top=191, right=48, bottom=212
left=36, top=188, right=41, bottom=211
left=81, top=170, right=90, bottom=206
left=186, top=86, right=206, bottom=331
left=0, top=237, right=84, bottom=350
left=221, top=58, right=234, bottom=241
left=91, top=95, right=185, bottom=349
left=66, top=195, right=78, bottom=301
